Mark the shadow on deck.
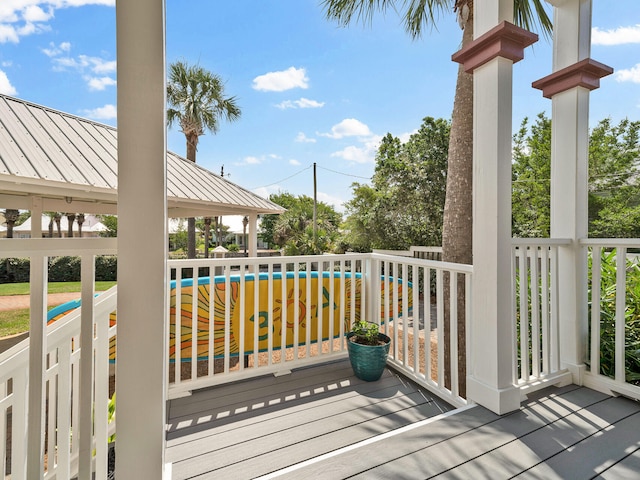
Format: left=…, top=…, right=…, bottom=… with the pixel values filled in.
left=166, top=360, right=640, bottom=479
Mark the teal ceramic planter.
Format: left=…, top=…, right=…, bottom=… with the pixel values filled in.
left=346, top=332, right=391, bottom=381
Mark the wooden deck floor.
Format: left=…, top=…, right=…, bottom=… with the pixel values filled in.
left=166, top=360, right=640, bottom=479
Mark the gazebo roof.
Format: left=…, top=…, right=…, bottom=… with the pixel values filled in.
left=0, top=94, right=284, bottom=218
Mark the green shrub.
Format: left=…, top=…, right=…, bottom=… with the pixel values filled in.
left=0, top=256, right=118, bottom=283
left=589, top=249, right=640, bottom=385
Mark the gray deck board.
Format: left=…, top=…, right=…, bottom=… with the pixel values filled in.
left=436, top=396, right=640, bottom=480
left=596, top=447, right=640, bottom=479
left=166, top=361, right=640, bottom=480
left=167, top=359, right=452, bottom=479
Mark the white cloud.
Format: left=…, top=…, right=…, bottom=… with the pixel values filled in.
left=398, top=129, right=418, bottom=143
left=244, top=156, right=262, bottom=165
left=593, top=24, right=640, bottom=46
left=275, top=97, right=324, bottom=109
left=615, top=63, right=640, bottom=83
left=295, top=132, right=316, bottom=143
left=289, top=159, right=301, bottom=166
left=0, top=24, right=20, bottom=43
left=92, top=59, right=116, bottom=74
left=86, top=75, right=116, bottom=91
left=330, top=145, right=371, bottom=164
left=0, top=1, right=114, bottom=43
left=23, top=5, right=53, bottom=23
left=0, top=69, right=17, bottom=95
left=319, top=118, right=372, bottom=139
left=46, top=48, right=117, bottom=91
left=253, top=185, right=281, bottom=199
left=317, top=191, right=346, bottom=213
left=42, top=41, right=71, bottom=57
left=52, top=54, right=116, bottom=74
left=252, top=66, right=308, bottom=92
left=330, top=134, right=382, bottom=164
left=81, top=103, right=116, bottom=120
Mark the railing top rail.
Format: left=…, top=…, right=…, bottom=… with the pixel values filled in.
left=580, top=238, right=640, bottom=247
left=167, top=252, right=370, bottom=268
left=168, top=252, right=473, bottom=274
left=410, top=246, right=443, bottom=253
left=511, top=238, right=572, bottom=246
left=0, top=237, right=118, bottom=257
left=370, top=252, right=473, bottom=273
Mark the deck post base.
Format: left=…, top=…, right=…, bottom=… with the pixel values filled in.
left=466, top=376, right=521, bottom=415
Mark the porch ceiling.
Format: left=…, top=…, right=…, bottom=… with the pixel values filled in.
left=0, top=94, right=284, bottom=218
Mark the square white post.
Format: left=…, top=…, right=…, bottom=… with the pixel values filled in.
left=248, top=213, right=258, bottom=257
left=116, top=0, right=169, bottom=477
left=453, top=0, right=538, bottom=414
left=534, top=0, right=612, bottom=383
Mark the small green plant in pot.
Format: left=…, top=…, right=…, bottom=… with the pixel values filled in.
left=346, top=320, right=391, bottom=381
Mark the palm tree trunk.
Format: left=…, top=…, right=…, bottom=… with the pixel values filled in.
left=442, top=9, right=474, bottom=398
left=203, top=217, right=211, bottom=258
left=186, top=133, right=198, bottom=259
left=54, top=213, right=62, bottom=238
left=77, top=213, right=85, bottom=237
left=4, top=209, right=19, bottom=238
left=66, top=213, right=76, bottom=238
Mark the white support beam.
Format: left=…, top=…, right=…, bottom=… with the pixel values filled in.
left=116, top=0, right=169, bottom=478
left=455, top=0, right=537, bottom=415
left=26, top=255, right=47, bottom=479
left=30, top=196, right=43, bottom=238
left=545, top=0, right=597, bottom=384
left=248, top=213, right=258, bottom=257
left=78, top=256, right=96, bottom=479
left=468, top=54, right=521, bottom=414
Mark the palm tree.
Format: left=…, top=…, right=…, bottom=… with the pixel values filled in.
left=3, top=209, right=19, bottom=238
left=323, top=0, right=552, bottom=395
left=77, top=213, right=85, bottom=237
left=66, top=213, right=76, bottom=238
left=54, top=212, right=62, bottom=238
left=167, top=60, right=241, bottom=258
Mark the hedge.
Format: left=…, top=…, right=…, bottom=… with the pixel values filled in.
left=0, top=256, right=118, bottom=283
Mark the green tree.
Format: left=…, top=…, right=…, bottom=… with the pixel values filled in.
left=322, top=0, right=551, bottom=266
left=260, top=192, right=300, bottom=248
left=99, top=215, right=118, bottom=238
left=323, top=0, right=551, bottom=397
left=268, top=194, right=341, bottom=255
left=589, top=118, right=640, bottom=237
left=342, top=117, right=449, bottom=251
left=512, top=114, right=640, bottom=238
left=512, top=114, right=552, bottom=237
left=167, top=60, right=241, bottom=258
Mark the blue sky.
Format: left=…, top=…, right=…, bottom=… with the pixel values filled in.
left=0, top=1, right=639, bottom=214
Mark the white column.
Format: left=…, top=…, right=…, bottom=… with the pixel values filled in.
left=248, top=213, right=258, bottom=257
left=30, top=196, right=42, bottom=238
left=116, top=0, right=169, bottom=478
left=549, top=0, right=592, bottom=383
left=464, top=0, right=523, bottom=414
left=26, top=255, right=47, bottom=478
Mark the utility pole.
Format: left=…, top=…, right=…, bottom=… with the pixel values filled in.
left=313, top=162, right=318, bottom=254
left=218, top=165, right=225, bottom=247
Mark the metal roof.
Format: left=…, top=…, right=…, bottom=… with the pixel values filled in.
left=0, top=94, right=284, bottom=217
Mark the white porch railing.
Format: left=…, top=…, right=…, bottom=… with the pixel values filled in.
left=511, top=239, right=572, bottom=394
left=18, top=238, right=640, bottom=476
left=0, top=238, right=117, bottom=479
left=167, top=253, right=471, bottom=407
left=581, top=239, right=640, bottom=401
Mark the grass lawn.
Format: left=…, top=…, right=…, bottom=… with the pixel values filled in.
left=0, top=281, right=116, bottom=296
left=0, top=308, right=30, bottom=337
left=0, top=281, right=117, bottom=337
